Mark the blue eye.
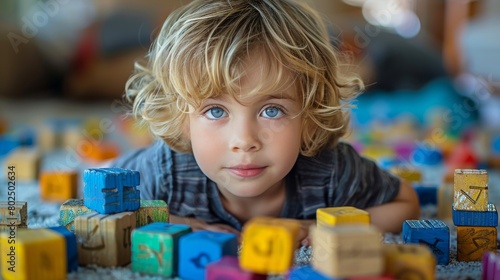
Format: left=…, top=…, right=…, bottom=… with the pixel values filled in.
left=261, top=106, right=283, bottom=119
left=205, top=106, right=226, bottom=119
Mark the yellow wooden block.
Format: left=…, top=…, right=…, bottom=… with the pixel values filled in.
left=383, top=243, right=436, bottom=280
left=240, top=217, right=300, bottom=274
left=457, top=226, right=497, bottom=261
left=0, top=201, right=27, bottom=226
left=454, top=169, right=488, bottom=211
left=75, top=211, right=136, bottom=267
left=362, top=145, right=395, bottom=161
left=437, top=183, right=453, bottom=221
left=0, top=228, right=66, bottom=280
left=311, top=224, right=383, bottom=278
left=316, top=206, right=370, bottom=227
left=390, top=167, right=422, bottom=182
left=40, top=171, right=78, bottom=203
left=5, top=148, right=40, bottom=181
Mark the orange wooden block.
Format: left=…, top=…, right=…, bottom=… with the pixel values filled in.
left=40, top=171, right=78, bottom=202
left=383, top=243, right=436, bottom=280
left=457, top=226, right=497, bottom=261
left=80, top=141, right=120, bottom=162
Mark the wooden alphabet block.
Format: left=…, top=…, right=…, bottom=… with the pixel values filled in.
left=131, top=222, right=192, bottom=277
left=0, top=201, right=27, bottom=226
left=383, top=244, right=436, bottom=280
left=240, top=217, right=300, bottom=275
left=178, top=231, right=238, bottom=279
left=457, top=226, right=497, bottom=261
left=5, top=148, right=40, bottom=181
left=454, top=169, right=488, bottom=211
left=311, top=225, right=383, bottom=278
left=453, top=203, right=498, bottom=227
left=40, top=171, right=78, bottom=203
left=80, top=141, right=120, bottom=162
left=414, top=184, right=438, bottom=205
left=83, top=168, right=140, bottom=214
left=390, top=166, right=422, bottom=182
left=136, top=200, right=169, bottom=227
left=75, top=211, right=136, bottom=267
left=206, top=256, right=267, bottom=280
left=316, top=206, right=370, bottom=227
left=59, top=199, right=95, bottom=232
left=437, top=183, right=453, bottom=221
left=0, top=228, right=67, bottom=280
left=402, top=220, right=450, bottom=265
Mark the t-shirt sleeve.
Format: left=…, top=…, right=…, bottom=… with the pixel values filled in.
left=111, top=140, right=169, bottom=200
left=331, top=143, right=401, bottom=209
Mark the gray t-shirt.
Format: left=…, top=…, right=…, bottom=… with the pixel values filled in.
left=112, top=140, right=400, bottom=230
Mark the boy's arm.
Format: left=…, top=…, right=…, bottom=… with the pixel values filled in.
left=169, top=215, right=240, bottom=235
left=365, top=179, right=420, bottom=233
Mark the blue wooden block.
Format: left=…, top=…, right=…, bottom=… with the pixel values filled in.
left=414, top=184, right=438, bottom=205
left=0, top=137, right=19, bottom=157
left=83, top=168, right=140, bottom=214
left=48, top=226, right=78, bottom=272
left=178, top=231, right=238, bottom=280
left=452, top=203, right=498, bottom=227
left=288, top=265, right=340, bottom=280
left=402, top=219, right=450, bottom=265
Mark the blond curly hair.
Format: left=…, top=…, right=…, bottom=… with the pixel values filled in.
left=126, top=0, right=363, bottom=157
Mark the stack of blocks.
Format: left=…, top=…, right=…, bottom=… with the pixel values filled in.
left=452, top=169, right=497, bottom=261
left=75, top=167, right=141, bottom=267
left=287, top=206, right=436, bottom=279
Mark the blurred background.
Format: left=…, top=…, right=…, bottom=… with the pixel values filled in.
left=0, top=0, right=499, bottom=177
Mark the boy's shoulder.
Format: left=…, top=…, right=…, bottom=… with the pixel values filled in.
left=294, top=142, right=360, bottom=175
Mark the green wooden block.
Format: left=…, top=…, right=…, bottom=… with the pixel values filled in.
left=132, top=222, right=191, bottom=277
left=59, top=199, right=95, bottom=232
left=136, top=200, right=169, bottom=227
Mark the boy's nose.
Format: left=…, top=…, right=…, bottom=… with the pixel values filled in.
left=229, top=119, right=262, bottom=152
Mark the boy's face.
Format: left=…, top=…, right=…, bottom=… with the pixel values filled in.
left=187, top=51, right=303, bottom=199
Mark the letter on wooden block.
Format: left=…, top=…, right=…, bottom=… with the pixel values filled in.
left=457, top=226, right=497, bottom=261
left=316, top=206, right=370, bottom=227
left=0, top=228, right=66, bottom=280
left=383, top=244, right=436, bottom=280
left=311, top=225, right=383, bottom=278
left=0, top=201, right=27, bottom=226
left=206, top=256, right=267, bottom=280
left=240, top=217, right=300, bottom=274
left=75, top=211, right=136, bottom=267
left=40, top=171, right=78, bottom=202
left=132, top=222, right=192, bottom=277
left=83, top=168, right=140, bottom=214
left=454, top=169, right=488, bottom=211
left=402, top=220, right=450, bottom=265
left=136, top=200, right=169, bottom=227
left=59, top=199, right=95, bottom=232
left=179, top=231, right=238, bottom=279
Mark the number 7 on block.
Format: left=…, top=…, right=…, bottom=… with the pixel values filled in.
left=454, top=169, right=488, bottom=211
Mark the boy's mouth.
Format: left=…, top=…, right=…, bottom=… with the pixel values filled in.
left=226, top=164, right=266, bottom=178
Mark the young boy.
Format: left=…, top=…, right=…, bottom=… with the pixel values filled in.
left=114, top=0, right=420, bottom=243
